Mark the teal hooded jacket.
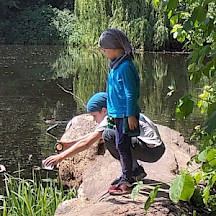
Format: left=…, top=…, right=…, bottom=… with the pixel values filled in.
left=107, top=59, right=140, bottom=118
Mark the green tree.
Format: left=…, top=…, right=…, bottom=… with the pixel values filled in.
left=155, top=0, right=216, bottom=212
left=74, top=0, right=170, bottom=50
left=7, top=5, right=79, bottom=45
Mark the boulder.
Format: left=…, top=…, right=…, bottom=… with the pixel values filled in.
left=55, top=114, right=198, bottom=216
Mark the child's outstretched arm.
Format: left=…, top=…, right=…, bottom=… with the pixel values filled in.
left=44, top=131, right=102, bottom=166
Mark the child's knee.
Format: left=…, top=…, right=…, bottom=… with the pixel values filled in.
left=102, top=128, right=115, bottom=141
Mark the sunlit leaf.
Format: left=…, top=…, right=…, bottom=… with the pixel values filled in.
left=192, top=172, right=202, bottom=184
left=206, top=148, right=216, bottom=167
left=168, top=10, right=173, bottom=19
left=170, top=15, right=178, bottom=26
left=173, top=31, right=178, bottom=39
left=176, top=95, right=194, bottom=118
left=198, top=149, right=208, bottom=162
left=177, top=30, right=186, bottom=43
left=210, top=172, right=216, bottom=187
left=131, top=181, right=143, bottom=200
left=144, top=185, right=161, bottom=211
left=169, top=173, right=195, bottom=203
left=153, top=0, right=160, bottom=7
left=203, top=185, right=210, bottom=205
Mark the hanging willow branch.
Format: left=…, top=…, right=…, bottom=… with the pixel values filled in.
left=57, top=83, right=86, bottom=108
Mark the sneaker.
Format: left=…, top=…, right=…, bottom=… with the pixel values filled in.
left=111, top=166, right=146, bottom=186
left=132, top=166, right=147, bottom=181
left=108, top=181, right=133, bottom=195
left=111, top=175, right=122, bottom=186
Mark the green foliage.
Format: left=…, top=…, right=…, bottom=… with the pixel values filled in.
left=144, top=185, right=161, bottom=212
left=131, top=181, right=144, bottom=200
left=159, top=0, right=216, bottom=212
left=195, top=147, right=216, bottom=210
left=169, top=172, right=195, bottom=203
left=0, top=171, right=77, bottom=215
left=1, top=0, right=176, bottom=50
left=165, top=0, right=216, bottom=84
left=7, top=5, right=80, bottom=45
left=204, top=111, right=216, bottom=134
left=131, top=181, right=161, bottom=213
left=74, top=0, right=170, bottom=50
left=175, top=94, right=195, bottom=118
left=169, top=145, right=216, bottom=210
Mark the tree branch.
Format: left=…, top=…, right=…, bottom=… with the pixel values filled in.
left=57, top=83, right=86, bottom=108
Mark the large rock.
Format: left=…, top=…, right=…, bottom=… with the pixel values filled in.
left=55, top=114, right=198, bottom=216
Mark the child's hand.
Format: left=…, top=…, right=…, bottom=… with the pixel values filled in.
left=44, top=154, right=63, bottom=166
left=128, top=116, right=138, bottom=130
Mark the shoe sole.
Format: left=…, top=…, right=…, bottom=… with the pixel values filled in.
left=109, top=189, right=132, bottom=195
left=108, top=184, right=133, bottom=195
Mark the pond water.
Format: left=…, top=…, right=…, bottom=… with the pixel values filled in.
left=0, top=45, right=202, bottom=182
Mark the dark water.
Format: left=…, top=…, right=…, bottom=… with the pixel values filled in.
left=0, top=45, right=202, bottom=183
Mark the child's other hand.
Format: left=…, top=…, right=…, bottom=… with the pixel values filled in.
left=128, top=116, right=138, bottom=130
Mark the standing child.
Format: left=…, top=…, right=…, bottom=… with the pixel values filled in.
left=43, top=92, right=165, bottom=196
left=99, top=28, right=141, bottom=194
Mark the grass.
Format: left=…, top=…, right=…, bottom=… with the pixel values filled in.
left=0, top=170, right=77, bottom=216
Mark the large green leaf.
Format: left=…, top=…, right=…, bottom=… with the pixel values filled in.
left=210, top=172, right=216, bottom=187
left=198, top=149, right=208, bottom=162
left=206, top=148, right=216, bottom=167
left=183, top=19, right=193, bottom=32
left=144, top=185, right=161, bottom=211
left=170, top=15, right=178, bottom=26
left=207, top=103, right=216, bottom=117
left=167, top=0, right=178, bottom=11
left=153, top=0, right=160, bottom=7
left=204, top=110, right=216, bottom=134
left=169, top=173, right=195, bottom=203
left=176, top=95, right=194, bottom=118
left=190, top=6, right=207, bottom=24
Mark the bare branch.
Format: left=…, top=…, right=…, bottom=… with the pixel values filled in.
left=57, top=83, right=86, bottom=108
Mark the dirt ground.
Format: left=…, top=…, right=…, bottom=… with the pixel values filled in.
left=53, top=114, right=207, bottom=216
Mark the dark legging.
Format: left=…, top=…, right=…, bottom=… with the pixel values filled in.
left=114, top=118, right=133, bottom=182
left=102, top=128, right=166, bottom=180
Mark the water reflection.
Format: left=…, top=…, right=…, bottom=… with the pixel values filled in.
left=0, top=45, right=201, bottom=180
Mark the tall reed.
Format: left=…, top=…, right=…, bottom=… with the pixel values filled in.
left=0, top=170, right=77, bottom=216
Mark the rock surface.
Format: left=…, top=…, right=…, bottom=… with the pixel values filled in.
left=55, top=114, right=198, bottom=216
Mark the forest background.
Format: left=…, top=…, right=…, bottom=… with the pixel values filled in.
left=0, top=0, right=181, bottom=51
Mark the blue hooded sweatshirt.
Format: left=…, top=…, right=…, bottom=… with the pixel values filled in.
left=107, top=59, right=140, bottom=118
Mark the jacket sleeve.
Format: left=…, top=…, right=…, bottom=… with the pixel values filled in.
left=121, top=62, right=140, bottom=116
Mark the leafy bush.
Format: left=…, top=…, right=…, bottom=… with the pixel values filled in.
left=160, top=0, right=216, bottom=212
left=132, top=0, right=215, bottom=213
left=7, top=5, right=80, bottom=45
